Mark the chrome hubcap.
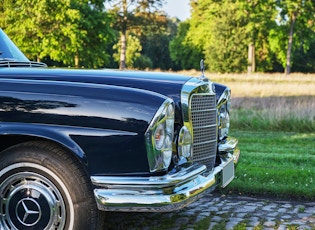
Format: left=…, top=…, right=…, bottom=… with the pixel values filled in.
left=0, top=171, right=66, bottom=229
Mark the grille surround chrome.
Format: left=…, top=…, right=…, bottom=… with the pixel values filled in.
left=181, top=78, right=217, bottom=171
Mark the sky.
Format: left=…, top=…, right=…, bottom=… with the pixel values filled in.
left=163, top=0, right=191, bottom=21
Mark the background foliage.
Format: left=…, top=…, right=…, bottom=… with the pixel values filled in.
left=1, top=0, right=315, bottom=73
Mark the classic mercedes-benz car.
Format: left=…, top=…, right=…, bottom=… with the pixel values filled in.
left=0, top=28, right=240, bottom=229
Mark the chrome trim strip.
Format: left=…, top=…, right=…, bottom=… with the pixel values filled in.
left=91, top=164, right=207, bottom=188
left=91, top=152, right=239, bottom=212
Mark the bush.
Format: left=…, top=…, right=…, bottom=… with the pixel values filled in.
left=133, top=55, right=153, bottom=70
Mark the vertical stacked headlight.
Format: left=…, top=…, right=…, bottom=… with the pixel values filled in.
left=217, top=88, right=231, bottom=141
left=145, top=98, right=174, bottom=172
left=218, top=103, right=230, bottom=140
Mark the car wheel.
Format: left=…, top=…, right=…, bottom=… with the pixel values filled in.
left=0, top=141, right=103, bottom=230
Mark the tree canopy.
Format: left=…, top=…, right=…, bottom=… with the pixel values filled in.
left=1, top=0, right=315, bottom=73
left=1, top=0, right=114, bottom=68
left=179, top=0, right=315, bottom=73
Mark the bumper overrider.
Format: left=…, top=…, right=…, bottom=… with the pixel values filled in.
left=91, top=137, right=240, bottom=212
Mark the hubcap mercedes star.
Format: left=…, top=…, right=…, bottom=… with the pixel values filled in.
left=16, top=198, right=42, bottom=226
left=0, top=172, right=66, bottom=229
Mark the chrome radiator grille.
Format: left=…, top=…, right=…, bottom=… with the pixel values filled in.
left=190, top=94, right=217, bottom=171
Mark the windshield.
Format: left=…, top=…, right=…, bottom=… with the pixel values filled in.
left=0, top=29, right=29, bottom=62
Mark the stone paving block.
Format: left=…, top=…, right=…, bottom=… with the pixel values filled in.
left=280, top=214, right=293, bottom=220
left=199, top=211, right=211, bottom=217
left=216, top=210, right=229, bottom=215
left=277, top=208, right=287, bottom=213
left=262, top=204, right=278, bottom=211
left=208, top=206, right=219, bottom=212
left=248, top=220, right=261, bottom=228
left=281, top=203, right=293, bottom=209
left=235, top=205, right=258, bottom=213
left=266, top=211, right=278, bottom=217
left=298, top=213, right=312, bottom=219
left=222, top=206, right=233, bottom=211
left=277, top=224, right=287, bottom=230
left=264, top=221, right=277, bottom=227
left=236, top=212, right=249, bottom=218
left=211, top=216, right=222, bottom=222
left=305, top=207, right=315, bottom=213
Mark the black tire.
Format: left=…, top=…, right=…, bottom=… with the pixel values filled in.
left=0, top=141, right=104, bottom=230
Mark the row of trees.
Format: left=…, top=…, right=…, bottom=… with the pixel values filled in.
left=1, top=0, right=315, bottom=73
left=171, top=0, right=315, bottom=74
left=0, top=0, right=177, bottom=70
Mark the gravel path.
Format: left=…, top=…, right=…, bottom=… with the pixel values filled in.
left=104, top=191, right=315, bottom=229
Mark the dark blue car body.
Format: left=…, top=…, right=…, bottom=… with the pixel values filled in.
left=0, top=29, right=240, bottom=230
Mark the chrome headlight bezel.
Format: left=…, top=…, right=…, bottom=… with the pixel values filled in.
left=177, top=126, right=192, bottom=162
left=217, top=87, right=231, bottom=141
left=145, top=98, right=175, bottom=173
left=218, top=103, right=230, bottom=140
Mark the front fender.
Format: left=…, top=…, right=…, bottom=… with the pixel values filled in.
left=0, top=78, right=169, bottom=174
left=0, top=122, right=138, bottom=174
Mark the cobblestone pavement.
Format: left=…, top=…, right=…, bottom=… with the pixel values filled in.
left=104, top=191, right=315, bottom=230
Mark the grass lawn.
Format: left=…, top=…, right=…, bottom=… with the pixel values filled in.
left=223, top=130, right=315, bottom=200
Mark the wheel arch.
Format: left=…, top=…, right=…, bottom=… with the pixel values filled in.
left=0, top=124, right=88, bottom=168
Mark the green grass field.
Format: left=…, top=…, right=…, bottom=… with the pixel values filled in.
left=225, top=130, right=315, bottom=200
left=176, top=71, right=315, bottom=200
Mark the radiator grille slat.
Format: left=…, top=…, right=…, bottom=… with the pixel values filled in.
left=190, top=94, right=217, bottom=171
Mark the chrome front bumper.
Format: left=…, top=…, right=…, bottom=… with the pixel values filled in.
left=91, top=143, right=240, bottom=212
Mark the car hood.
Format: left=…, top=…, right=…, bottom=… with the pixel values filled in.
left=0, top=68, right=193, bottom=105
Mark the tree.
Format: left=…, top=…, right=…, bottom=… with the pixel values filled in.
left=113, top=34, right=142, bottom=68
left=105, top=0, right=165, bottom=69
left=188, top=0, right=249, bottom=72
left=186, top=0, right=286, bottom=73
left=169, top=21, right=204, bottom=70
left=238, top=0, right=278, bottom=73
left=1, top=0, right=114, bottom=68
left=276, top=0, right=315, bottom=74
left=140, top=19, right=174, bottom=70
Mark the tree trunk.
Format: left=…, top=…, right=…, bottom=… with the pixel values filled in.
left=75, top=54, right=79, bottom=68
left=285, top=12, right=297, bottom=75
left=119, top=31, right=127, bottom=70
left=119, top=0, right=127, bottom=70
left=247, top=43, right=255, bottom=74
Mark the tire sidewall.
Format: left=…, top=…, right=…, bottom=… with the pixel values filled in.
left=0, top=142, right=92, bottom=230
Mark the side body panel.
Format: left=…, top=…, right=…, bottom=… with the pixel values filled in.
left=0, top=78, right=167, bottom=175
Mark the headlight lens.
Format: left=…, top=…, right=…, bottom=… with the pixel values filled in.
left=145, top=99, right=174, bottom=172
left=218, top=103, right=230, bottom=140
left=154, top=123, right=166, bottom=150
left=178, top=126, right=192, bottom=159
